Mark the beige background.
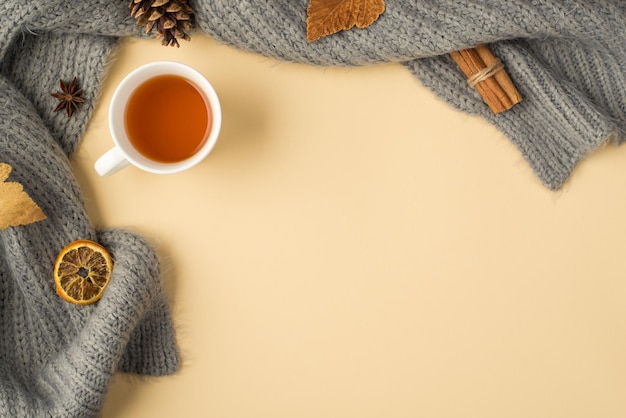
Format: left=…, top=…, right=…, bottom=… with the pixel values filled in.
left=75, top=35, right=626, bottom=417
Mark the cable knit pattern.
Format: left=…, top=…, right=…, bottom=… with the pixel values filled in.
left=191, top=0, right=626, bottom=189
left=1, top=1, right=626, bottom=416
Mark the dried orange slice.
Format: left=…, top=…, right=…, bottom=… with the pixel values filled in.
left=53, top=239, right=113, bottom=305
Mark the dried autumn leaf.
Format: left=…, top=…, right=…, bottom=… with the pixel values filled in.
left=306, top=0, right=385, bottom=42
left=0, top=163, right=46, bottom=229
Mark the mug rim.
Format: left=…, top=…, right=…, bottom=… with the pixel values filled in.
left=108, top=61, right=222, bottom=174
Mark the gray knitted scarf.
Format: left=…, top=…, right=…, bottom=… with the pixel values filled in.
left=1, top=1, right=624, bottom=416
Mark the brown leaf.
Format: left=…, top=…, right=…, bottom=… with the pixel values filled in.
left=306, top=0, right=385, bottom=42
left=0, top=163, right=46, bottom=229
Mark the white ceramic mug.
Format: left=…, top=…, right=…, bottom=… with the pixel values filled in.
left=95, top=61, right=221, bottom=176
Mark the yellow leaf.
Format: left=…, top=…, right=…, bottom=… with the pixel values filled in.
left=306, top=0, right=385, bottom=42
left=0, top=163, right=46, bottom=229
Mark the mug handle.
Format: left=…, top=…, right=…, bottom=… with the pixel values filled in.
left=94, top=146, right=131, bottom=176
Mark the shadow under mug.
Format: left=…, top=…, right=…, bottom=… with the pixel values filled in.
left=95, top=61, right=222, bottom=176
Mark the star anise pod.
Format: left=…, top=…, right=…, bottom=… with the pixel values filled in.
left=51, top=77, right=85, bottom=117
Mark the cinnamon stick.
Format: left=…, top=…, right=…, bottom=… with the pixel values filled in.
left=449, top=45, right=522, bottom=114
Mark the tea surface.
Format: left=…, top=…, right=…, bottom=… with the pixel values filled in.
left=125, top=74, right=211, bottom=163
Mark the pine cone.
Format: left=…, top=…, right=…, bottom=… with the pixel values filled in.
left=129, top=0, right=194, bottom=47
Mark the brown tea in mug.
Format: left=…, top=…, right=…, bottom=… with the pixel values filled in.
left=125, top=74, right=212, bottom=163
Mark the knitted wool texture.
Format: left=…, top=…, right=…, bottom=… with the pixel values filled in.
left=0, top=4, right=180, bottom=417
left=2, top=1, right=625, bottom=416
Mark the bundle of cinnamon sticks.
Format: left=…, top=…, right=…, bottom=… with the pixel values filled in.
left=449, top=45, right=522, bottom=114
